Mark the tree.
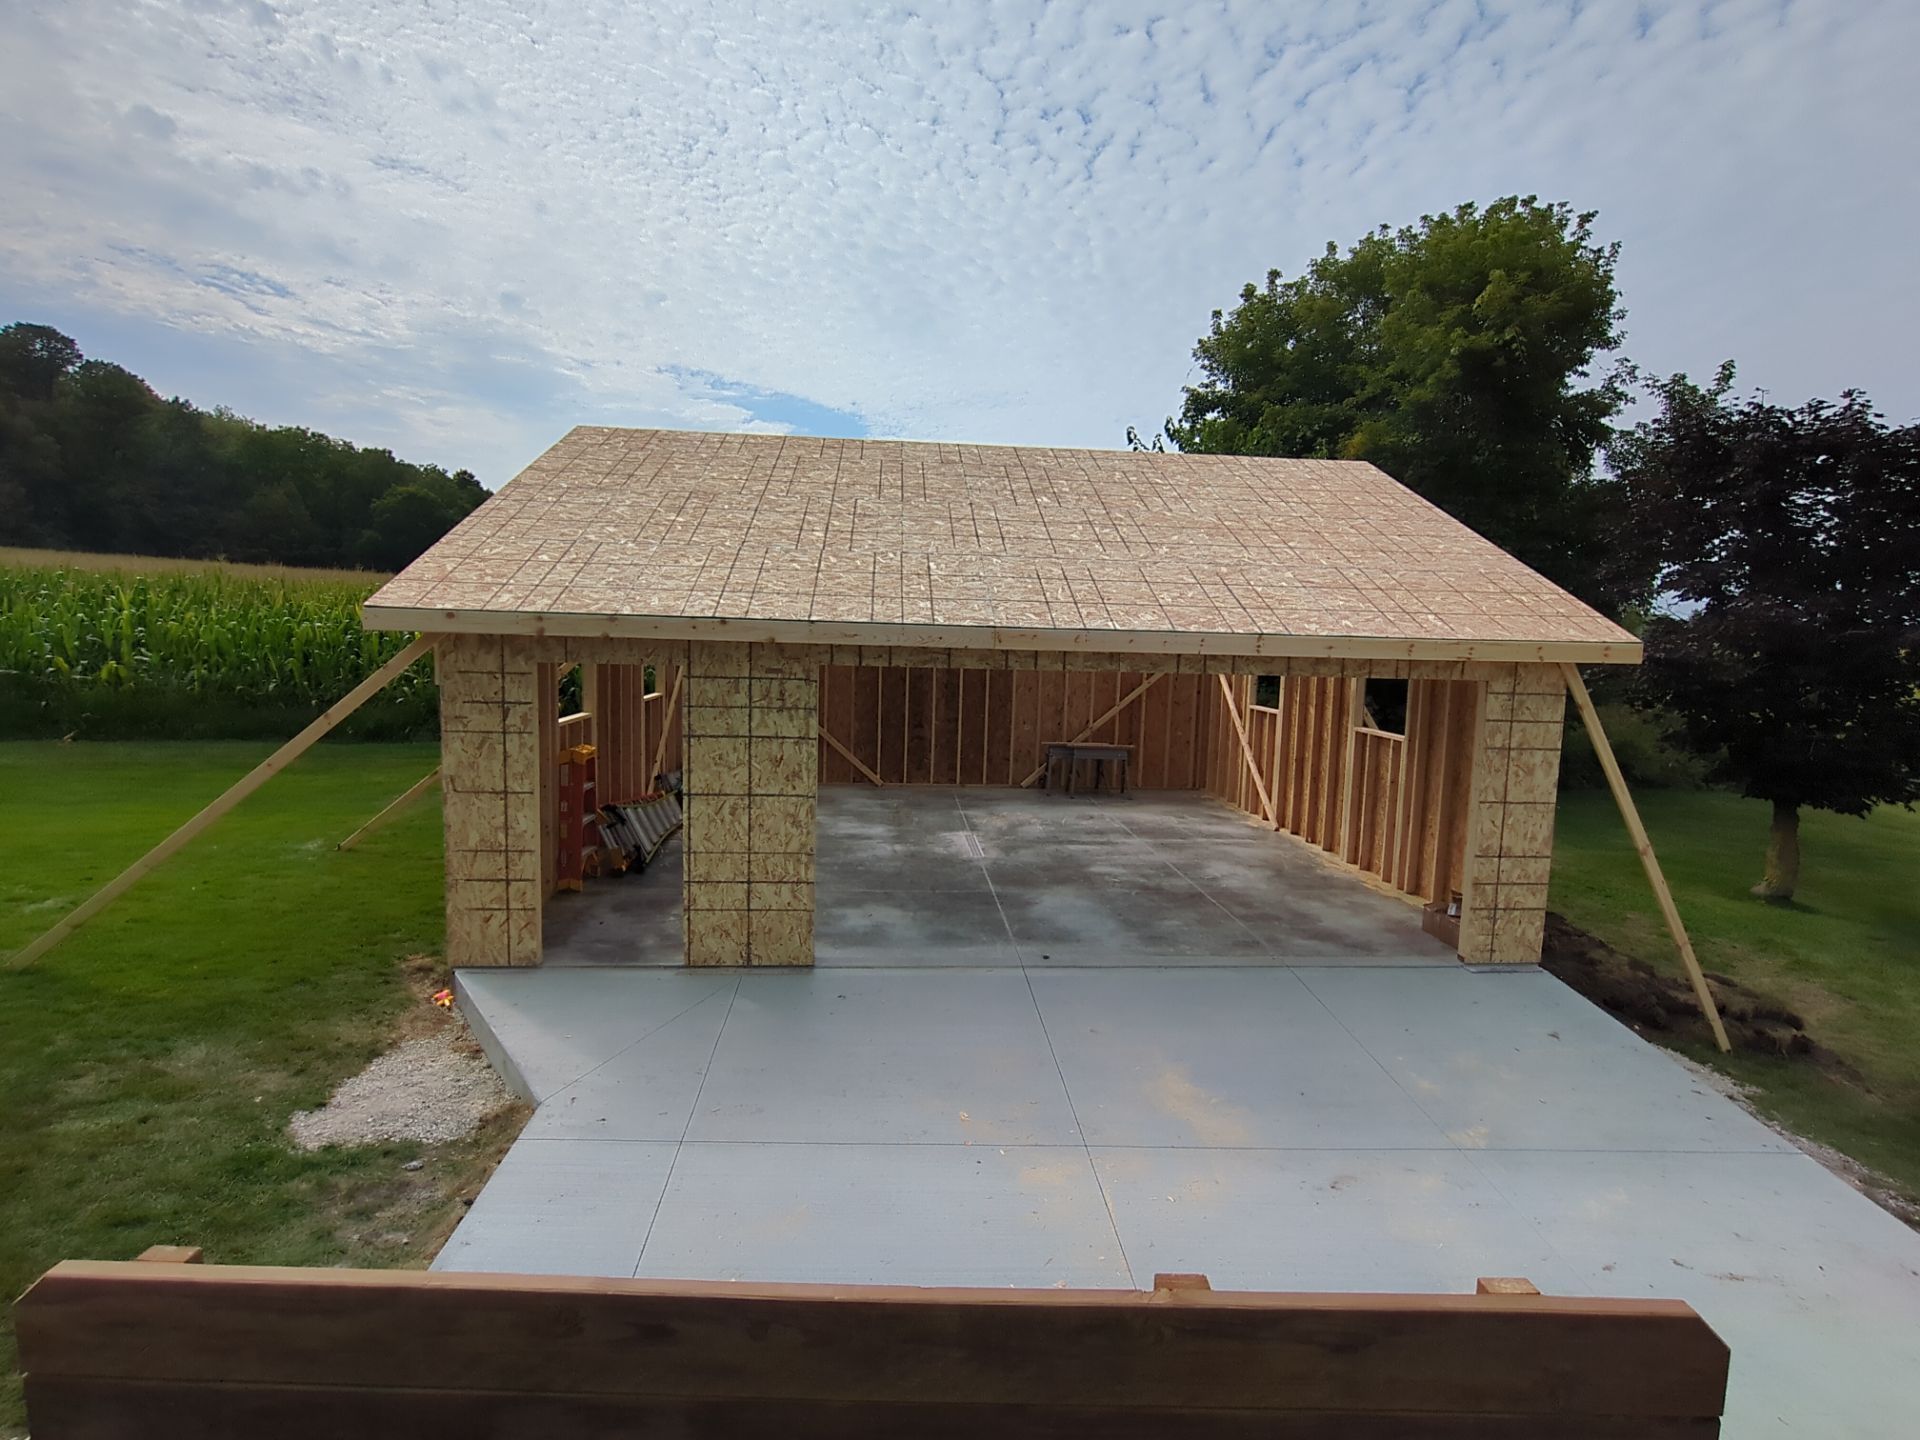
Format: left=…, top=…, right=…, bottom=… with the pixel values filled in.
left=47, top=361, right=162, bottom=552
left=1164, top=197, right=1634, bottom=607
left=0, top=320, right=488, bottom=567
left=1612, top=365, right=1920, bottom=901
left=0, top=322, right=82, bottom=402
left=355, top=484, right=468, bottom=571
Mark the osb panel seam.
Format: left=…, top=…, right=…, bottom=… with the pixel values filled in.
left=366, top=430, right=1638, bottom=655
left=683, top=640, right=818, bottom=967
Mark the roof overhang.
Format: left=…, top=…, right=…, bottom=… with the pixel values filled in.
left=361, top=603, right=1642, bottom=665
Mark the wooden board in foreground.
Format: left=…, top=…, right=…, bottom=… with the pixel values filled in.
left=16, top=1260, right=1729, bottom=1439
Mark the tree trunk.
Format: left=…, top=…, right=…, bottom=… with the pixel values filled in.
left=1752, top=800, right=1800, bottom=902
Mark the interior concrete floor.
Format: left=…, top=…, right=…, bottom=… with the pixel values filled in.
left=444, top=962, right=1920, bottom=1439
left=542, top=786, right=1455, bottom=967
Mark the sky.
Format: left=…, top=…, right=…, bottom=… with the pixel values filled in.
left=3, top=0, right=1915, bottom=487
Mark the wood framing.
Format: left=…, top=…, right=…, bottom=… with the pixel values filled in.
left=7, top=635, right=435, bottom=970
left=819, top=664, right=1212, bottom=789
left=649, top=667, right=685, bottom=784
left=819, top=725, right=887, bottom=787
left=336, top=767, right=441, bottom=852
left=369, top=605, right=1641, bottom=665
left=1016, top=672, right=1163, bottom=786
left=395, top=428, right=1636, bottom=974
left=589, top=655, right=687, bottom=803
left=16, top=1256, right=1731, bottom=1437
left=1199, top=664, right=1565, bottom=965
left=1217, top=674, right=1276, bottom=822
left=1562, top=664, right=1732, bottom=1051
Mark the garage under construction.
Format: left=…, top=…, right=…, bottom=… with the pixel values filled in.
left=354, top=427, right=1641, bottom=972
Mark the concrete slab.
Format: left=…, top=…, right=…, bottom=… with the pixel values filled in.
left=992, top=876, right=1273, bottom=963
left=522, top=983, right=736, bottom=1141
left=455, top=967, right=736, bottom=1099
left=686, top=969, right=1080, bottom=1145
left=814, top=888, right=1021, bottom=966
left=1167, top=847, right=1456, bottom=961
left=544, top=788, right=1454, bottom=968
left=1472, top=1148, right=1920, bottom=1440
left=640, top=1142, right=1132, bottom=1288
left=1090, top=1147, right=1585, bottom=1295
left=1029, top=968, right=1450, bottom=1148
left=543, top=834, right=682, bottom=968
left=430, top=1137, right=676, bottom=1276
left=444, top=961, right=1920, bottom=1436
left=1298, top=967, right=1792, bottom=1152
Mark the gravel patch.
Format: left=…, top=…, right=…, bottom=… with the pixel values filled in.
left=290, top=1032, right=513, bottom=1150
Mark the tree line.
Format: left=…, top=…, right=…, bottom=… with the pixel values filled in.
left=0, top=323, right=485, bottom=572
left=1146, top=197, right=1920, bottom=901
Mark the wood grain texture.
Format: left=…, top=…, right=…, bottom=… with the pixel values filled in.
left=820, top=665, right=1211, bottom=789
left=20, top=1378, right=1724, bottom=1440
left=17, top=1261, right=1728, bottom=1437
left=1205, top=674, right=1486, bottom=931
left=335, top=767, right=441, bottom=852
left=361, top=429, right=1641, bottom=663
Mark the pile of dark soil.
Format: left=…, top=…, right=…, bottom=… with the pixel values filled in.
left=1541, top=912, right=1860, bottom=1082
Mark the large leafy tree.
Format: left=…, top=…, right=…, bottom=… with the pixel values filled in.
left=1163, top=197, right=1633, bottom=607
left=1612, top=366, right=1920, bottom=901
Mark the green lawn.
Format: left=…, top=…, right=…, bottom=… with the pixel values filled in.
left=5, top=749, right=1915, bottom=1431
left=0, top=741, right=515, bottom=1437
left=1552, top=789, right=1920, bottom=1203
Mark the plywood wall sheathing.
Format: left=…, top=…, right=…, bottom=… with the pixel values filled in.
left=1456, top=664, right=1566, bottom=965
left=681, top=641, right=817, bottom=967
left=438, top=634, right=543, bottom=968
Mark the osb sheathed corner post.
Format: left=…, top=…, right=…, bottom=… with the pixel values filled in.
left=682, top=640, right=818, bottom=966
left=1456, top=663, right=1567, bottom=964
left=437, top=633, right=544, bottom=967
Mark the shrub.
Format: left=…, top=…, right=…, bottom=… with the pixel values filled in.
left=1559, top=701, right=1715, bottom=791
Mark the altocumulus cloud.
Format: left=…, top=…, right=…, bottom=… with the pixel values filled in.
left=1, top=0, right=1915, bottom=483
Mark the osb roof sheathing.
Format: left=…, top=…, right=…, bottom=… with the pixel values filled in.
left=362, top=427, right=1639, bottom=663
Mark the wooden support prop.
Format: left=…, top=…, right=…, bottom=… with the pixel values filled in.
left=136, top=1246, right=203, bottom=1265
left=649, top=669, right=684, bottom=783
left=1016, top=672, right=1164, bottom=787
left=337, top=767, right=441, bottom=852
left=1337, top=677, right=1364, bottom=861
left=820, top=725, right=887, bottom=787
left=1216, top=674, right=1276, bottom=821
left=1561, top=664, right=1732, bottom=1054
left=1151, top=1272, right=1212, bottom=1293
left=1476, top=1277, right=1541, bottom=1296
left=6, top=635, right=435, bottom=971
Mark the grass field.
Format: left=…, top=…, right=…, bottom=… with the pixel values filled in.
left=1553, top=790, right=1920, bottom=1203
left=0, top=740, right=518, bottom=1437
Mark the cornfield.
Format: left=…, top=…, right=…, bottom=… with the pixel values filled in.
left=0, top=557, right=436, bottom=739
